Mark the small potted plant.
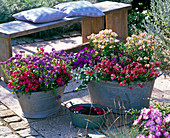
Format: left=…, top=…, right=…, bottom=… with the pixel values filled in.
left=0, top=48, right=74, bottom=118
left=67, top=102, right=109, bottom=129
left=71, top=29, right=161, bottom=113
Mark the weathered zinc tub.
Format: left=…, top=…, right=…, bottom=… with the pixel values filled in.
left=16, top=86, right=65, bottom=118
left=87, top=79, right=155, bottom=114
left=68, top=103, right=109, bottom=129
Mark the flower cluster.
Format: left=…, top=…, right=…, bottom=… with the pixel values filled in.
left=87, top=29, right=118, bottom=49
left=91, top=59, right=160, bottom=88
left=133, top=106, right=170, bottom=138
left=125, top=33, right=156, bottom=64
left=0, top=48, right=73, bottom=94
left=70, top=106, right=107, bottom=115
left=72, top=29, right=161, bottom=90
left=71, top=47, right=100, bottom=70
left=87, top=29, right=122, bottom=58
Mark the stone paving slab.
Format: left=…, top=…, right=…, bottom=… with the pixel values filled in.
left=0, top=134, right=20, bottom=138
left=12, top=36, right=82, bottom=56
left=0, top=125, right=12, bottom=135
left=29, top=114, right=96, bottom=138
left=16, top=128, right=40, bottom=137
left=3, top=116, right=22, bottom=123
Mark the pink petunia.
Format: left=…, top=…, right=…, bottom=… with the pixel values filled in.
left=141, top=108, right=151, bottom=116
left=163, top=130, right=170, bottom=138
left=150, top=108, right=161, bottom=119
left=136, top=134, right=145, bottom=138
left=155, top=117, right=162, bottom=125
left=145, top=120, right=155, bottom=127
left=149, top=125, right=156, bottom=132
left=147, top=133, right=156, bottom=138
left=163, top=114, right=170, bottom=123
left=155, top=131, right=162, bottom=137
left=133, top=119, right=141, bottom=125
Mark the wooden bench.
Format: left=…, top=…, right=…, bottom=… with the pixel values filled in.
left=0, top=1, right=131, bottom=80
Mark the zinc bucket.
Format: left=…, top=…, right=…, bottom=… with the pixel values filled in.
left=16, top=86, right=65, bottom=118
left=68, top=103, right=109, bottom=129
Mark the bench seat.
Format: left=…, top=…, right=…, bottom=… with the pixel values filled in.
left=0, top=1, right=131, bottom=81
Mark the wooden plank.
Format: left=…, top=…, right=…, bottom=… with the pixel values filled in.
left=0, top=37, right=12, bottom=82
left=0, top=1, right=131, bottom=38
left=106, top=10, right=128, bottom=40
left=65, top=42, right=91, bottom=53
left=0, top=17, right=86, bottom=39
left=95, top=1, right=131, bottom=15
left=82, top=16, right=104, bottom=43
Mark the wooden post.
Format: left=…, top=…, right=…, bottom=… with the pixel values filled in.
left=106, top=10, right=128, bottom=40
left=0, top=37, right=12, bottom=82
left=82, top=16, right=104, bottom=43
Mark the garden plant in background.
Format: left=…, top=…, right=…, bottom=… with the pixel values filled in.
left=0, top=47, right=74, bottom=118
left=132, top=100, right=170, bottom=137
left=144, top=0, right=170, bottom=76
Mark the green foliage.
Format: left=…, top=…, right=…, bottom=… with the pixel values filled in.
left=106, top=127, right=139, bottom=138
left=128, top=8, right=147, bottom=36
left=144, top=0, right=170, bottom=76
left=150, top=99, right=170, bottom=117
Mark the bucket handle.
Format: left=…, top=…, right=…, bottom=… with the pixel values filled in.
left=65, top=101, right=74, bottom=108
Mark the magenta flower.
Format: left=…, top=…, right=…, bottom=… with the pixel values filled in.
left=163, top=114, right=170, bottom=123
left=155, top=131, right=162, bottom=137
left=138, top=114, right=143, bottom=120
left=147, top=133, right=156, bottom=138
left=149, top=106, right=153, bottom=109
left=133, top=119, right=141, bottom=125
left=143, top=114, right=149, bottom=120
left=155, top=117, right=162, bottom=125
left=149, top=125, right=156, bottom=132
left=145, top=120, right=155, bottom=127
left=150, top=109, right=161, bottom=119
left=141, top=108, right=151, bottom=115
left=163, top=130, right=170, bottom=138
left=156, top=125, right=163, bottom=131
left=136, top=134, right=145, bottom=138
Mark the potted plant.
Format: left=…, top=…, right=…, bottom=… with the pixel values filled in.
left=71, top=29, right=161, bottom=113
left=0, top=48, right=73, bottom=118
left=66, top=102, right=109, bottom=129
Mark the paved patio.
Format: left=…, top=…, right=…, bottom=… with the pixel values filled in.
left=0, top=36, right=170, bottom=138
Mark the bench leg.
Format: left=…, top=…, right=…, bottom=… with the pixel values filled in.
left=82, top=16, right=104, bottom=43
left=106, top=10, right=128, bottom=40
left=0, top=37, right=12, bottom=83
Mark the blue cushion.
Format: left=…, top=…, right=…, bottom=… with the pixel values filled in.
left=54, top=1, right=104, bottom=17
left=13, top=7, right=67, bottom=23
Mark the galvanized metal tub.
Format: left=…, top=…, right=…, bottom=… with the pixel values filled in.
left=68, top=103, right=109, bottom=129
left=16, top=85, right=65, bottom=118
left=87, top=80, right=155, bottom=113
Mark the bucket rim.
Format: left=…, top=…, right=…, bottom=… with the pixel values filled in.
left=68, top=103, right=110, bottom=117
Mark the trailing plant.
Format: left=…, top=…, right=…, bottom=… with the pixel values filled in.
left=144, top=0, right=170, bottom=76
